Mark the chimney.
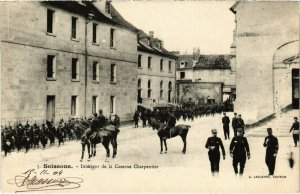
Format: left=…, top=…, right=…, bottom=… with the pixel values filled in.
left=149, top=31, right=154, bottom=38
left=193, top=47, right=201, bottom=61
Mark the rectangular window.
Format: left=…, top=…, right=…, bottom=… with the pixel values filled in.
left=169, top=61, right=172, bottom=72
left=180, top=72, right=185, bottom=79
left=47, top=9, right=54, bottom=33
left=148, top=57, right=152, bottom=69
left=71, top=17, right=77, bottom=39
left=71, top=96, right=77, bottom=116
left=110, top=29, right=115, bottom=48
left=92, top=96, right=97, bottom=114
left=110, top=96, right=115, bottom=114
left=148, top=89, right=151, bottom=98
left=72, top=58, right=78, bottom=80
left=111, top=64, right=116, bottom=82
left=160, top=59, right=163, bottom=71
left=92, top=62, right=99, bottom=81
left=138, top=55, right=142, bottom=68
left=47, top=55, right=55, bottom=79
left=93, top=23, right=97, bottom=43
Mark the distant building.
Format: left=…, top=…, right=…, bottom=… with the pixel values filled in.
left=137, top=31, right=177, bottom=109
left=230, top=1, right=299, bottom=124
left=0, top=1, right=139, bottom=124
left=176, top=50, right=235, bottom=104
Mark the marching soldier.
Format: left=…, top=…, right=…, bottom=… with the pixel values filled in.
left=263, top=128, right=279, bottom=175
left=289, top=117, right=299, bottom=147
left=205, top=129, right=226, bottom=175
left=222, top=112, right=230, bottom=140
left=229, top=128, right=250, bottom=176
left=232, top=113, right=238, bottom=137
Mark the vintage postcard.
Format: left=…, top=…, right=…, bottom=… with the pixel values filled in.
left=0, top=0, right=299, bottom=193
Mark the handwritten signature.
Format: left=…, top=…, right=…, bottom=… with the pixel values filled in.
left=7, top=169, right=83, bottom=192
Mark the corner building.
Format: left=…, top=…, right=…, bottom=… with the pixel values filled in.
left=0, top=1, right=138, bottom=124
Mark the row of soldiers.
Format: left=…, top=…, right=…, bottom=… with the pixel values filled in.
left=1, top=110, right=121, bottom=156
left=134, top=102, right=232, bottom=127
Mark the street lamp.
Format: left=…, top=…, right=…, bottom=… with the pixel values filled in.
left=84, top=13, right=94, bottom=118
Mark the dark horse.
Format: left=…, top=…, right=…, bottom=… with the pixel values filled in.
left=89, top=125, right=119, bottom=159
left=150, top=118, right=190, bottom=154
left=80, top=124, right=119, bottom=161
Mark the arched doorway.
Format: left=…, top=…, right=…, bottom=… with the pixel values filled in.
left=168, top=81, right=172, bottom=103
left=273, top=40, right=299, bottom=111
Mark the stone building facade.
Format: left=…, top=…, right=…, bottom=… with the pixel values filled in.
left=230, top=1, right=299, bottom=124
left=176, top=53, right=235, bottom=104
left=0, top=1, right=138, bottom=124
left=136, top=31, right=177, bottom=109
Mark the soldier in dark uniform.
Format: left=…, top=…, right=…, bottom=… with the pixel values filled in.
left=141, top=110, right=147, bottom=128
left=289, top=117, right=299, bottom=147
left=133, top=110, right=140, bottom=128
left=113, top=115, right=120, bottom=128
left=162, top=112, right=176, bottom=139
left=263, top=128, right=279, bottom=175
left=222, top=113, right=230, bottom=140
left=232, top=113, right=238, bottom=137
left=236, top=114, right=245, bottom=134
left=205, top=129, right=226, bottom=175
left=229, top=128, right=250, bottom=176
left=86, top=113, right=99, bottom=138
left=98, top=109, right=107, bottom=129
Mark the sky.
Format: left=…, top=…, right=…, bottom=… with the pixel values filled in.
left=112, top=1, right=236, bottom=55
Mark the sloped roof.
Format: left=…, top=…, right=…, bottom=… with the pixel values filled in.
left=43, top=1, right=139, bottom=32
left=176, top=55, right=195, bottom=69
left=138, top=41, right=177, bottom=59
left=137, top=30, right=177, bottom=59
left=194, top=55, right=231, bottom=69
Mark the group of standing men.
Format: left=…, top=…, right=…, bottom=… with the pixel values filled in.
left=222, top=112, right=245, bottom=140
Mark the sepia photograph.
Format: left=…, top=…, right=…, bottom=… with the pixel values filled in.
left=0, top=0, right=299, bottom=193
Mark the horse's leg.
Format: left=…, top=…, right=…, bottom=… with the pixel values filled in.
left=112, top=137, right=118, bottom=158
left=181, top=132, right=187, bottom=154
left=163, top=139, right=168, bottom=154
left=81, top=143, right=85, bottom=162
left=93, top=144, right=96, bottom=156
left=87, top=143, right=91, bottom=161
left=103, top=139, right=110, bottom=158
left=160, top=137, right=163, bottom=154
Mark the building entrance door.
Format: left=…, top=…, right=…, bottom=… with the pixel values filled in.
left=46, top=95, right=56, bottom=122
left=292, top=69, right=299, bottom=109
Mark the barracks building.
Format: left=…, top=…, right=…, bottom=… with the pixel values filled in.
left=0, top=1, right=139, bottom=124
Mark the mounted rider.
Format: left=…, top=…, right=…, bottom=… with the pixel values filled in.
left=162, top=111, right=176, bottom=139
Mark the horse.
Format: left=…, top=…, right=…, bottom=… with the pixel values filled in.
left=149, top=118, right=190, bottom=154
left=80, top=134, right=91, bottom=162
left=89, top=125, right=120, bottom=159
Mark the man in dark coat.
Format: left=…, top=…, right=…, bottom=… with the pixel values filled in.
left=236, top=114, right=245, bottom=134
left=162, top=112, right=176, bottom=139
left=229, top=128, right=250, bottom=176
left=289, top=117, right=299, bottom=147
left=222, top=113, right=230, bottom=140
left=263, top=128, right=279, bottom=175
left=97, top=109, right=107, bottom=128
left=232, top=112, right=238, bottom=137
left=133, top=110, right=140, bottom=128
left=205, top=129, right=226, bottom=175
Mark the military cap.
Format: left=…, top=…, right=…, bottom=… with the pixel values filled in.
left=267, top=128, right=272, bottom=132
left=211, top=129, right=217, bottom=133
